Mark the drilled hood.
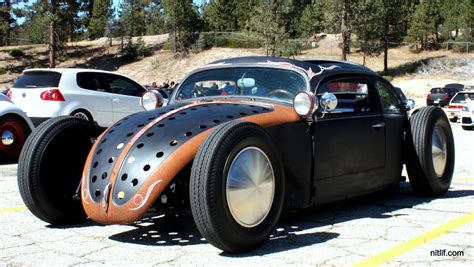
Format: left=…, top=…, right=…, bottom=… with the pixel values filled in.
left=81, top=100, right=300, bottom=224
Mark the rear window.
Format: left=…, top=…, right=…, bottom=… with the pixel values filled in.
left=430, top=88, right=446, bottom=94
left=451, top=92, right=474, bottom=103
left=13, top=71, right=61, bottom=88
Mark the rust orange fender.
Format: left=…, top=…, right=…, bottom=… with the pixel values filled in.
left=81, top=100, right=301, bottom=224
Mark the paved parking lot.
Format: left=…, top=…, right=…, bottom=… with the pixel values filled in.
left=1, top=123, right=473, bottom=266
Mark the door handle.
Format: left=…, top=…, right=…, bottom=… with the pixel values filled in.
left=372, top=122, right=386, bottom=128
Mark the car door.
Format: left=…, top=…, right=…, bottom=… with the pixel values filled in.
left=375, top=78, right=406, bottom=186
left=76, top=72, right=114, bottom=127
left=103, top=74, right=146, bottom=122
left=312, top=75, right=386, bottom=204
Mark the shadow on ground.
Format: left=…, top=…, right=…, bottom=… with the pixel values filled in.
left=107, top=182, right=474, bottom=255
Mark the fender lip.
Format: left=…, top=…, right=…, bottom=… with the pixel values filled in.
left=82, top=100, right=301, bottom=224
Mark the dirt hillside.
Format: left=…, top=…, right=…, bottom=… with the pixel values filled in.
left=1, top=34, right=473, bottom=99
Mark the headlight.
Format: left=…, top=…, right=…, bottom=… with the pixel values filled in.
left=141, top=91, right=163, bottom=111
left=293, top=91, right=318, bottom=118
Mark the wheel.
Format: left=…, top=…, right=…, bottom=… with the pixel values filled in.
left=449, top=117, right=457, bottom=123
left=190, top=120, right=284, bottom=253
left=71, top=109, right=93, bottom=122
left=17, top=116, right=99, bottom=224
left=405, top=106, right=455, bottom=196
left=0, top=115, right=31, bottom=162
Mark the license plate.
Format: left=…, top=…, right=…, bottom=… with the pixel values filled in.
left=451, top=112, right=455, bottom=115
left=434, top=100, right=440, bottom=104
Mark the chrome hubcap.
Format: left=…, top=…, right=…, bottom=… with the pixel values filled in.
left=226, top=147, right=275, bottom=228
left=432, top=126, right=447, bottom=177
left=1, top=130, right=14, bottom=146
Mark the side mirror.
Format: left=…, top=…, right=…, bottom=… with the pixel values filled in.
left=141, top=91, right=163, bottom=111
left=404, top=98, right=415, bottom=111
left=293, top=91, right=318, bottom=118
left=320, top=92, right=338, bottom=112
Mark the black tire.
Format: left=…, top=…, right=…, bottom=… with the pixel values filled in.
left=449, top=117, right=457, bottom=123
left=190, top=120, right=285, bottom=253
left=0, top=115, right=31, bottom=162
left=405, top=106, right=455, bottom=196
left=71, top=109, right=93, bottom=123
left=18, top=116, right=99, bottom=224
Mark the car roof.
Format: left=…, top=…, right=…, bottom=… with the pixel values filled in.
left=22, top=68, right=140, bottom=84
left=204, top=56, right=376, bottom=79
left=23, top=68, right=116, bottom=75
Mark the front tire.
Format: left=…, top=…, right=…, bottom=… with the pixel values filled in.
left=405, top=107, right=455, bottom=196
left=18, top=116, right=99, bottom=224
left=190, top=121, right=284, bottom=253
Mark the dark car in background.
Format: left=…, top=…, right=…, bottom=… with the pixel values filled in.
left=426, top=87, right=460, bottom=107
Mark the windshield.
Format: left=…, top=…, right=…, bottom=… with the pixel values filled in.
left=175, top=67, right=307, bottom=103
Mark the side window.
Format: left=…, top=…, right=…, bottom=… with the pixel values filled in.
left=77, top=72, right=102, bottom=91
left=105, top=75, right=144, bottom=97
left=317, top=77, right=376, bottom=115
left=376, top=79, right=400, bottom=113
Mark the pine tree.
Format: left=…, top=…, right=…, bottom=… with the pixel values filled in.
left=161, top=0, right=201, bottom=54
left=249, top=0, right=292, bottom=56
left=88, top=0, right=113, bottom=39
left=298, top=1, right=324, bottom=38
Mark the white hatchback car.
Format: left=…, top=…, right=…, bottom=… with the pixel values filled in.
left=461, top=101, right=474, bottom=130
left=0, top=93, right=34, bottom=161
left=8, top=69, right=151, bottom=127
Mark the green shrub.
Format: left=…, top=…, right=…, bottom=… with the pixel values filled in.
left=8, top=49, right=24, bottom=58
left=451, top=36, right=473, bottom=53
left=198, top=32, right=214, bottom=51
left=162, top=39, right=173, bottom=51
left=0, top=68, right=6, bottom=75
left=122, top=38, right=147, bottom=61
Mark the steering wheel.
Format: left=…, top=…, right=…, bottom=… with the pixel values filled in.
left=266, top=89, right=295, bottom=99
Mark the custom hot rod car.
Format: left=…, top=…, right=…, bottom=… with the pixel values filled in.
left=17, top=57, right=455, bottom=253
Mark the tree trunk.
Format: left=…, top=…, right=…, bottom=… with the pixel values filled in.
left=341, top=1, right=349, bottom=61
left=383, top=38, right=388, bottom=72
left=5, top=0, right=11, bottom=46
left=383, top=17, right=389, bottom=72
left=49, top=0, right=57, bottom=68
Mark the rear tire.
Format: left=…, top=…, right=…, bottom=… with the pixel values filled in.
left=405, top=106, right=455, bottom=196
left=18, top=116, right=99, bottom=224
left=190, top=121, right=284, bottom=253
